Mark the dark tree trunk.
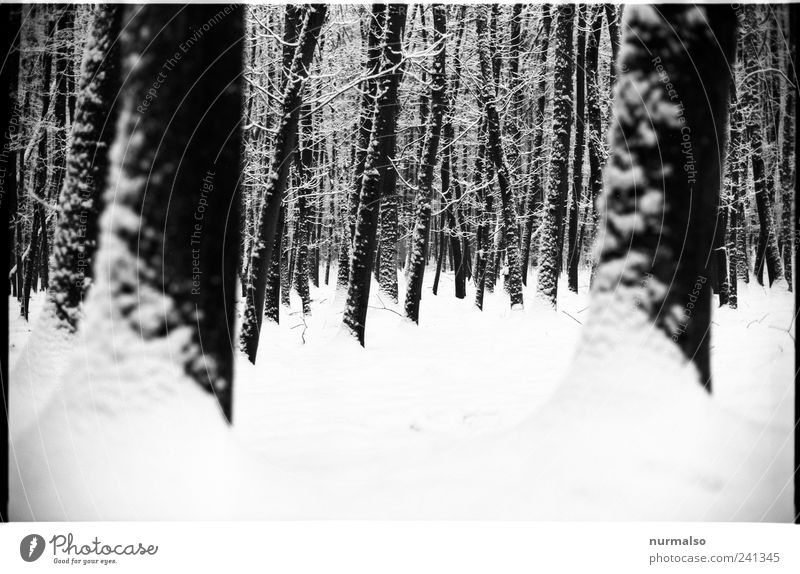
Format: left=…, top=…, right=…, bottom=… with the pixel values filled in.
left=22, top=21, right=53, bottom=320
left=568, top=5, right=587, bottom=294
left=264, top=206, right=284, bottom=324
left=377, top=5, right=411, bottom=304
left=727, top=89, right=745, bottom=309
left=520, top=5, right=551, bottom=286
left=476, top=5, right=523, bottom=309
left=585, top=5, right=604, bottom=282
left=343, top=4, right=407, bottom=345
left=581, top=5, right=736, bottom=391
left=537, top=6, right=573, bottom=307
left=404, top=5, right=446, bottom=324
left=438, top=7, right=467, bottom=300
left=0, top=1, right=19, bottom=522
left=473, top=123, right=491, bottom=310
left=340, top=4, right=386, bottom=292
left=240, top=5, right=327, bottom=362
left=779, top=7, right=795, bottom=291
left=48, top=5, right=121, bottom=331
left=84, top=4, right=244, bottom=422
left=605, top=4, right=621, bottom=94
left=741, top=6, right=783, bottom=287
left=293, top=104, right=313, bottom=316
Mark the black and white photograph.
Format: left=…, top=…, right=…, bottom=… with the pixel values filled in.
left=1, top=0, right=797, bottom=536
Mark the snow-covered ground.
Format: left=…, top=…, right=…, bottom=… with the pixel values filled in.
left=8, top=267, right=795, bottom=521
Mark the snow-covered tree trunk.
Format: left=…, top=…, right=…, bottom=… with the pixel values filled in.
left=339, top=4, right=386, bottom=294
left=604, top=4, right=621, bottom=95
left=473, top=122, right=492, bottom=310
left=740, top=6, right=783, bottom=287
left=520, top=5, right=551, bottom=286
left=48, top=5, right=121, bottom=331
left=567, top=5, right=587, bottom=294
left=726, top=89, right=744, bottom=309
left=376, top=5, right=411, bottom=304
left=476, top=5, right=523, bottom=309
left=264, top=206, right=284, bottom=324
left=80, top=4, right=244, bottom=422
left=779, top=9, right=795, bottom=292
left=293, top=104, right=313, bottom=316
left=344, top=4, right=407, bottom=344
left=240, top=5, right=327, bottom=362
left=574, top=5, right=736, bottom=390
left=585, top=5, right=604, bottom=282
left=439, top=6, right=467, bottom=300
left=537, top=5, right=573, bottom=308
left=404, top=4, right=446, bottom=324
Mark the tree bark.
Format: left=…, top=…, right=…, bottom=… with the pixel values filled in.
left=344, top=4, right=407, bottom=345
left=568, top=5, right=587, bottom=294
left=741, top=6, right=783, bottom=287
left=339, top=4, right=386, bottom=292
left=578, top=5, right=736, bottom=390
left=404, top=4, right=447, bottom=324
left=476, top=5, right=523, bottom=309
left=48, top=5, right=121, bottom=331
left=240, top=5, right=327, bottom=362
left=82, top=4, right=244, bottom=422
left=537, top=6, right=573, bottom=307
left=520, top=5, right=551, bottom=286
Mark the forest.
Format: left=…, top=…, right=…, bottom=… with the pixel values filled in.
left=2, top=4, right=797, bottom=522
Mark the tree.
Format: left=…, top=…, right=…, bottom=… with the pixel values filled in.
left=436, top=5, right=467, bottom=301
left=537, top=5, right=573, bottom=307
left=740, top=6, right=783, bottom=287
left=475, top=4, right=523, bottom=309
left=293, top=104, right=314, bottom=316
left=604, top=4, right=621, bottom=95
left=240, top=5, right=327, bottom=362
left=520, top=5, right=551, bottom=286
left=77, top=4, right=244, bottom=422
left=567, top=5, right=587, bottom=293
left=584, top=5, right=604, bottom=280
left=343, top=4, right=407, bottom=345
left=338, top=4, right=386, bottom=293
left=404, top=4, right=446, bottom=324
left=779, top=6, right=795, bottom=291
left=0, top=0, right=23, bottom=526
left=578, top=5, right=736, bottom=390
left=48, top=5, right=121, bottom=331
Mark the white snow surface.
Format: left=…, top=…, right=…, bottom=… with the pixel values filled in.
left=8, top=269, right=795, bottom=521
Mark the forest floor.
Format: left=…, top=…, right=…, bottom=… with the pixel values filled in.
left=8, top=267, right=796, bottom=520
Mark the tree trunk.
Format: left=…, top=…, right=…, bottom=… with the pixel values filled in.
left=344, top=4, right=407, bottom=345
left=537, top=6, right=573, bottom=307
left=240, top=5, right=327, bottom=362
left=293, top=104, right=313, bottom=316
left=404, top=5, right=447, bottom=324
left=476, top=5, right=523, bottom=309
left=520, top=5, right=552, bottom=286
left=568, top=5, right=587, bottom=294
left=586, top=5, right=604, bottom=282
left=741, top=6, right=783, bottom=287
left=264, top=206, right=284, bottom=324
left=340, top=4, right=386, bottom=293
left=779, top=6, right=795, bottom=291
left=48, top=5, right=121, bottom=331
left=605, top=4, right=621, bottom=94
left=0, top=0, right=19, bottom=523
left=81, top=4, right=244, bottom=422
left=579, top=5, right=736, bottom=391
